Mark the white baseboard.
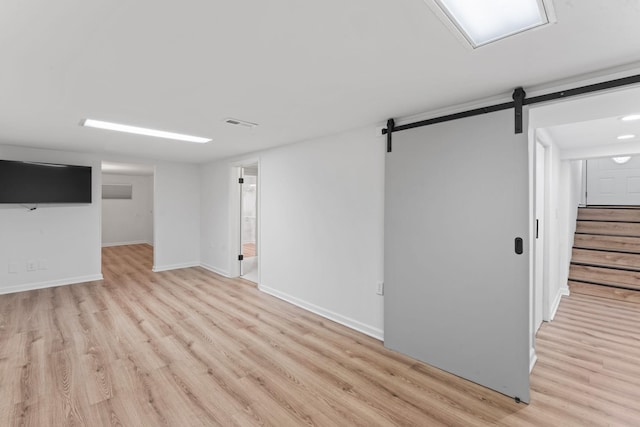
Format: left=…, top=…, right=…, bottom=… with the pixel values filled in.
left=259, top=284, right=384, bottom=341
left=102, top=240, right=153, bottom=248
left=529, top=347, right=538, bottom=373
left=0, top=274, right=104, bottom=295
left=549, top=287, right=570, bottom=321
left=152, top=262, right=200, bottom=273
left=200, top=263, right=230, bottom=278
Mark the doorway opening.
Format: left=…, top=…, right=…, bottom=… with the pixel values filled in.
left=528, top=82, right=640, bottom=372
left=533, top=140, right=546, bottom=336
left=100, top=161, right=155, bottom=271
left=238, top=163, right=259, bottom=283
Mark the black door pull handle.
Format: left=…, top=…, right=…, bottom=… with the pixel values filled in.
left=515, top=237, right=523, bottom=255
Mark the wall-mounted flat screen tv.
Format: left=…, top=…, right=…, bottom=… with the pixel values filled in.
left=0, top=160, right=92, bottom=204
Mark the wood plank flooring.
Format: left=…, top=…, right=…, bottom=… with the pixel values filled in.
left=1, top=244, right=639, bottom=426
left=242, top=243, right=256, bottom=258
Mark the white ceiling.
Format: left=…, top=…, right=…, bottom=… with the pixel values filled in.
left=545, top=116, right=640, bottom=151
left=529, top=84, right=640, bottom=158
left=2, top=1, right=640, bottom=163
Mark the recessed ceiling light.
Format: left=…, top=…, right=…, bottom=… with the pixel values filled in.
left=612, top=156, right=632, bottom=164
left=617, top=134, right=636, bottom=140
left=621, top=115, right=640, bottom=122
left=81, top=119, right=211, bottom=143
left=431, top=0, right=552, bottom=48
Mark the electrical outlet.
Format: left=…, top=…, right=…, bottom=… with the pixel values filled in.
left=27, top=260, right=37, bottom=272
left=376, top=282, right=384, bottom=296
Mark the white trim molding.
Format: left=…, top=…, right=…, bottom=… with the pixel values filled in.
left=549, top=286, right=570, bottom=320
left=259, top=284, right=384, bottom=341
left=0, top=274, right=104, bottom=296
left=152, top=262, right=200, bottom=273
left=530, top=348, right=538, bottom=373
left=200, top=263, right=231, bottom=278
left=102, top=240, right=153, bottom=248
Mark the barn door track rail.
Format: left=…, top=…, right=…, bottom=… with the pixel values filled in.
left=383, top=73, right=640, bottom=152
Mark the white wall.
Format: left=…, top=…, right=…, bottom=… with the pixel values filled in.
left=153, top=162, right=201, bottom=272
left=102, top=173, right=153, bottom=247
left=0, top=145, right=102, bottom=294
left=558, top=160, right=583, bottom=298
left=536, top=131, right=581, bottom=320
left=200, top=127, right=386, bottom=339
left=0, top=146, right=202, bottom=294
left=200, top=160, right=231, bottom=276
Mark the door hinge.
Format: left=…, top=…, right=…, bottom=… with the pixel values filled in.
left=239, top=177, right=244, bottom=184
left=238, top=254, right=244, bottom=261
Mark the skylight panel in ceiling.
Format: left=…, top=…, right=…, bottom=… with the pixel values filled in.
left=431, top=0, right=554, bottom=48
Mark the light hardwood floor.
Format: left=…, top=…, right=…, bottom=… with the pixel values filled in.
left=242, top=243, right=256, bottom=258
left=1, top=244, right=639, bottom=426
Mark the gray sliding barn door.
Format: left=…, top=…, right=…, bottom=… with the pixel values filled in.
left=384, top=109, right=530, bottom=402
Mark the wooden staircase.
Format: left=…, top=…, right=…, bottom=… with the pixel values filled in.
left=570, top=206, right=640, bottom=293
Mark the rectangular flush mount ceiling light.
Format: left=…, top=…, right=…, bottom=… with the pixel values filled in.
left=431, top=0, right=554, bottom=48
left=81, top=119, right=211, bottom=143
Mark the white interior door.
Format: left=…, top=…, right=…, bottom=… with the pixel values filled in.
left=586, top=156, right=640, bottom=205
left=384, top=109, right=530, bottom=402
left=240, top=165, right=258, bottom=281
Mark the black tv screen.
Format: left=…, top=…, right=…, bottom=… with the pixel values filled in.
left=0, top=160, right=92, bottom=204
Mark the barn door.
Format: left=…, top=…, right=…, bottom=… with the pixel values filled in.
left=384, top=109, right=530, bottom=402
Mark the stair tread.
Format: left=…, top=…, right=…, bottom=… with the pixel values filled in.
left=572, top=248, right=640, bottom=271
left=569, top=264, right=640, bottom=291
left=578, top=208, right=640, bottom=222
left=576, top=221, right=640, bottom=237
left=583, top=205, right=640, bottom=209
left=573, top=234, right=640, bottom=253
left=568, top=281, right=640, bottom=303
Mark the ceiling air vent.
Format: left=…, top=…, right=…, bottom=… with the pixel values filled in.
left=223, top=118, right=258, bottom=128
